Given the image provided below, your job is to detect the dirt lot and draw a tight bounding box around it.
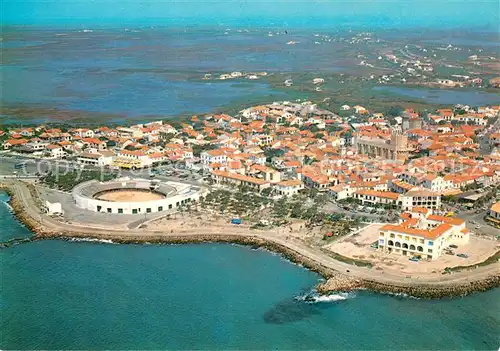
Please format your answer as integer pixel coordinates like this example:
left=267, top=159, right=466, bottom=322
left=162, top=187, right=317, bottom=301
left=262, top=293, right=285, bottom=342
left=325, top=223, right=500, bottom=277
left=96, top=189, right=165, bottom=202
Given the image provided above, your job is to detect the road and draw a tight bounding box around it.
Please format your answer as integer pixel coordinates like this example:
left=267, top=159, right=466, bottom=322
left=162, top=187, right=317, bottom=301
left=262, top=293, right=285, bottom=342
left=0, top=155, right=204, bottom=186
left=3, top=179, right=499, bottom=288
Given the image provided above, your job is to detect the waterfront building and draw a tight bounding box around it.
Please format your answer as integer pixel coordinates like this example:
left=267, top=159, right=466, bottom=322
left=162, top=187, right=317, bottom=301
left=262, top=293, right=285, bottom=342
left=378, top=208, right=469, bottom=260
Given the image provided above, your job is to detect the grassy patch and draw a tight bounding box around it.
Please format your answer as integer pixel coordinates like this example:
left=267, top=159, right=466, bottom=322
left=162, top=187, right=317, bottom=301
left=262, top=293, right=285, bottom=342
left=445, top=250, right=500, bottom=273
left=40, top=170, right=118, bottom=192
left=321, top=248, right=373, bottom=268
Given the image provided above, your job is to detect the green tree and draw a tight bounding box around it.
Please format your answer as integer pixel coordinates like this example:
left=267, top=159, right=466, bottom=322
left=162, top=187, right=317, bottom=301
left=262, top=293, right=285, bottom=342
left=386, top=105, right=404, bottom=117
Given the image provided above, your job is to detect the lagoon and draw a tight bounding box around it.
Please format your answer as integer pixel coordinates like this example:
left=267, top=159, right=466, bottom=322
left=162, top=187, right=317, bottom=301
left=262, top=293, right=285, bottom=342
left=373, top=86, right=500, bottom=106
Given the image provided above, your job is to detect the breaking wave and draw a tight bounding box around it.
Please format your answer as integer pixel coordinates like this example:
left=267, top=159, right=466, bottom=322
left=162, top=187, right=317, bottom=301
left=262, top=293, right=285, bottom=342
left=1, top=201, right=14, bottom=212
left=68, top=237, right=115, bottom=244
left=295, top=291, right=352, bottom=304
left=382, top=291, right=420, bottom=300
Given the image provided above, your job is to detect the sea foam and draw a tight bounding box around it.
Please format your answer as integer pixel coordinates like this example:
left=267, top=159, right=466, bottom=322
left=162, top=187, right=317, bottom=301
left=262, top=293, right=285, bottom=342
left=295, top=291, right=352, bottom=303
left=1, top=201, right=14, bottom=212
left=69, top=237, right=115, bottom=244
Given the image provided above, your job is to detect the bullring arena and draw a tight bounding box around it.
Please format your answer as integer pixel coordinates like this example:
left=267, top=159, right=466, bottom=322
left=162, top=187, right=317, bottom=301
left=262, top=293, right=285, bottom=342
left=95, top=189, right=166, bottom=202
left=72, top=178, right=206, bottom=215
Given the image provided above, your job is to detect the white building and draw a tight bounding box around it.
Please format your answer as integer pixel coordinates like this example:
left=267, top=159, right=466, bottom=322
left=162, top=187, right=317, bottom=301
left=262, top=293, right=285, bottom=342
left=486, top=202, right=500, bottom=225
left=354, top=190, right=400, bottom=206
left=42, top=201, right=64, bottom=216
left=117, top=127, right=143, bottom=139
left=73, top=179, right=206, bottom=215
left=114, top=150, right=152, bottom=169
left=45, top=144, right=65, bottom=159
left=73, top=128, right=95, bottom=138
left=77, top=151, right=115, bottom=167
left=200, top=149, right=228, bottom=167
left=274, top=179, right=304, bottom=197
left=378, top=208, right=469, bottom=260
left=399, top=188, right=441, bottom=211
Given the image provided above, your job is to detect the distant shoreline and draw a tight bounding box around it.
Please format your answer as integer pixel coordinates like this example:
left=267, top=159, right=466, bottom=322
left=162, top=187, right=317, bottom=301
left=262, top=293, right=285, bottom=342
left=1, top=181, right=499, bottom=299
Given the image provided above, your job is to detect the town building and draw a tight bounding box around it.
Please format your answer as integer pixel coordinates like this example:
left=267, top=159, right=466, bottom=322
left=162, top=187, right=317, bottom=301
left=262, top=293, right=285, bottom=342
left=353, top=190, right=400, bottom=206
left=42, top=201, right=64, bottom=216
left=77, top=151, right=115, bottom=167
left=486, top=202, right=500, bottom=225
left=355, top=131, right=410, bottom=161
left=378, top=208, right=469, bottom=260
left=210, top=170, right=270, bottom=192
left=114, top=150, right=152, bottom=169
left=398, top=188, right=441, bottom=211
left=201, top=149, right=229, bottom=169
left=274, top=179, right=304, bottom=197
left=45, top=144, right=65, bottom=158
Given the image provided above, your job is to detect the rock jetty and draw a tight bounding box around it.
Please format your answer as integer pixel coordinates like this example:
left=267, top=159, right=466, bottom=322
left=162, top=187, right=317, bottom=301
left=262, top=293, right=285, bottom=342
left=1, top=182, right=499, bottom=299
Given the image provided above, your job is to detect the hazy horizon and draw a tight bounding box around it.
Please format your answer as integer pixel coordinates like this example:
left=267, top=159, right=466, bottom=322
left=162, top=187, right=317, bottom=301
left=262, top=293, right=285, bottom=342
left=3, top=0, right=499, bottom=29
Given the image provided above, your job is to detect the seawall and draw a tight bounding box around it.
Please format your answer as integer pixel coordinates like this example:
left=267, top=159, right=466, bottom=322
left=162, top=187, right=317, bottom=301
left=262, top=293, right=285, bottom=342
left=1, top=182, right=499, bottom=299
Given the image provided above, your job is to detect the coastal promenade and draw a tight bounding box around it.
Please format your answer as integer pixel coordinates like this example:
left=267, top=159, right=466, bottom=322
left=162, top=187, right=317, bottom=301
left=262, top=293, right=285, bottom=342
left=2, top=180, right=499, bottom=298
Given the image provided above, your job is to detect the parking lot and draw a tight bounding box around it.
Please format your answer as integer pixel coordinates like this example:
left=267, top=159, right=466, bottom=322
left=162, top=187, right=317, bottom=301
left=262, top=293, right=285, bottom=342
left=148, top=162, right=205, bottom=183
left=0, top=154, right=209, bottom=186
left=324, top=202, right=400, bottom=223
left=325, top=224, right=500, bottom=277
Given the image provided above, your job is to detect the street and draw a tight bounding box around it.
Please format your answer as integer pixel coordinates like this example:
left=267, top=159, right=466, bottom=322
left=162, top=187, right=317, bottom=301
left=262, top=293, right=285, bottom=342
left=0, top=154, right=206, bottom=187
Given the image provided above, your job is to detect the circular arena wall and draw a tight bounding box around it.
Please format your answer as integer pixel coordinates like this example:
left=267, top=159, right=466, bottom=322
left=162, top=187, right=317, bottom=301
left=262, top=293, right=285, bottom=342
left=72, top=178, right=204, bottom=215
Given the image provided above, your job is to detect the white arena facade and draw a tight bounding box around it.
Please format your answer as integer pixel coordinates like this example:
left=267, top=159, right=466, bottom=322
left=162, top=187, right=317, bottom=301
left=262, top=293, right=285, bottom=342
left=72, top=178, right=206, bottom=215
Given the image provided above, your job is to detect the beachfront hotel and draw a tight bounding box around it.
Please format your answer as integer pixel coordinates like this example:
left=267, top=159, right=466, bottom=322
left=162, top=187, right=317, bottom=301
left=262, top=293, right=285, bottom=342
left=378, top=208, right=469, bottom=260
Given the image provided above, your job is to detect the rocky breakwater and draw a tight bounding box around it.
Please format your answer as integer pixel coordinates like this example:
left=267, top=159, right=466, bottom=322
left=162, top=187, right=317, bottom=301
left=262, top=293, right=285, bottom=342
left=361, top=276, right=500, bottom=299
left=0, top=183, right=58, bottom=241
left=317, top=274, right=500, bottom=299
left=0, top=183, right=50, bottom=236
left=316, top=274, right=364, bottom=294
left=2, top=182, right=499, bottom=299
left=35, top=230, right=343, bottom=280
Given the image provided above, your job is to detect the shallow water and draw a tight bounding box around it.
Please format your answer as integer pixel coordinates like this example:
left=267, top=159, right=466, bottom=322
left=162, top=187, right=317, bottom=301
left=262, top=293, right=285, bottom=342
left=3, top=27, right=498, bottom=124
left=373, top=86, right=500, bottom=106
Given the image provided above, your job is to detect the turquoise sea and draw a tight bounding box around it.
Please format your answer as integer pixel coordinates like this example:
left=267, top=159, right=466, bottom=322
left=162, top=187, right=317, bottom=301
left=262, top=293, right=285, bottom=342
left=1, top=192, right=499, bottom=350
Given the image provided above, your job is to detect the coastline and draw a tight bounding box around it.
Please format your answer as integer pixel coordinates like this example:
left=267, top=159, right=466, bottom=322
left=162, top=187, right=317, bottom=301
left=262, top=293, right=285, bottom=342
left=1, top=181, right=499, bottom=299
